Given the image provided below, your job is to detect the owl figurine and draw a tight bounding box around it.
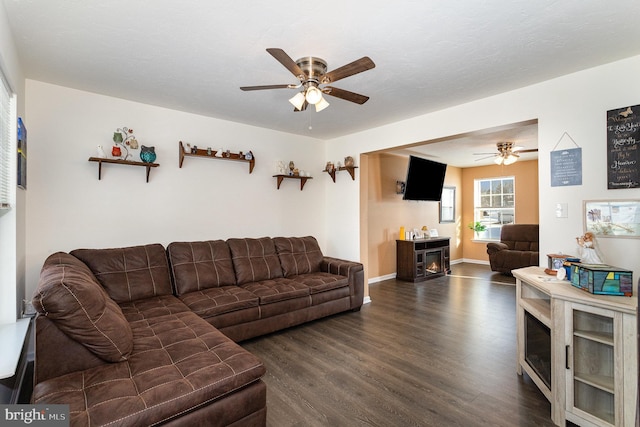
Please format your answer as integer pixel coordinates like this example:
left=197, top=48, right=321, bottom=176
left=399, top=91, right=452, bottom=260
left=96, top=145, right=107, bottom=158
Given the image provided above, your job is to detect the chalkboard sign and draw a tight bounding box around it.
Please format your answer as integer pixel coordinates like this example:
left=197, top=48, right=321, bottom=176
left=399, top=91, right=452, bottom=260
left=607, top=104, right=639, bottom=189
left=551, top=147, right=582, bottom=187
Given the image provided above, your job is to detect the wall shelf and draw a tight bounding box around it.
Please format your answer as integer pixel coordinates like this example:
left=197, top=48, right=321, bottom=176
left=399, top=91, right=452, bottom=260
left=179, top=141, right=255, bottom=173
left=273, top=174, right=312, bottom=190
left=88, top=157, right=159, bottom=182
left=324, top=166, right=358, bottom=182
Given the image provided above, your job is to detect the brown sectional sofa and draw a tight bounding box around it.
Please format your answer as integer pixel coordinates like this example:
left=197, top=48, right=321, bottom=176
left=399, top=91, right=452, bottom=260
left=31, top=236, right=364, bottom=426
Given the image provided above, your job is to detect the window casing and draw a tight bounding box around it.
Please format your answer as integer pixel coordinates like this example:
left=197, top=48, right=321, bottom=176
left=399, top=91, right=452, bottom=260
left=473, top=177, right=515, bottom=240
left=0, top=71, right=12, bottom=211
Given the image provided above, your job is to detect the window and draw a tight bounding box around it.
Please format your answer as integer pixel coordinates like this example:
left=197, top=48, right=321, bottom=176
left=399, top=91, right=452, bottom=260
left=0, top=70, right=12, bottom=211
left=473, top=177, right=515, bottom=240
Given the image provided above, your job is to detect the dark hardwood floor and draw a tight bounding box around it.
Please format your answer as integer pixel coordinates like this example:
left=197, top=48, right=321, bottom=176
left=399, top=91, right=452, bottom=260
left=241, top=263, right=555, bottom=427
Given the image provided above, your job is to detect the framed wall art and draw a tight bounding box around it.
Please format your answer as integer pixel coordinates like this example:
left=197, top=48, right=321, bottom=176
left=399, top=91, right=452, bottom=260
left=17, top=117, right=26, bottom=189
left=584, top=199, right=640, bottom=238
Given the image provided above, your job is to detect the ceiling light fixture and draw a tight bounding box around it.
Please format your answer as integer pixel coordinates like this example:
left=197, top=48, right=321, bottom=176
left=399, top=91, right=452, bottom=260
left=289, top=92, right=306, bottom=110
left=288, top=83, right=329, bottom=112
left=314, top=96, right=330, bottom=112
left=494, top=152, right=518, bottom=165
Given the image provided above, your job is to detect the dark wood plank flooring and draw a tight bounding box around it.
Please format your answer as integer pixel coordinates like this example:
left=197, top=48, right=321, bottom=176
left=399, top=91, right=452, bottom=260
left=241, top=263, right=555, bottom=427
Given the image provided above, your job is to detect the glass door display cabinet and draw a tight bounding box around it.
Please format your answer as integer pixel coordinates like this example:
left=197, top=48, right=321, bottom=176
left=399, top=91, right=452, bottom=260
left=564, top=302, right=635, bottom=427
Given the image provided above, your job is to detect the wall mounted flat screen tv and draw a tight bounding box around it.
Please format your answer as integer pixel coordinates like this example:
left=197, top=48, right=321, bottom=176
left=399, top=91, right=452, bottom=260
left=402, top=156, right=447, bottom=201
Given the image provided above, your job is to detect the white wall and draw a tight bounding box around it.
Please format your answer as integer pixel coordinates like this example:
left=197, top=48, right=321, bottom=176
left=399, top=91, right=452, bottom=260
left=23, top=55, right=640, bottom=299
left=24, top=81, right=327, bottom=298
left=327, top=55, right=640, bottom=285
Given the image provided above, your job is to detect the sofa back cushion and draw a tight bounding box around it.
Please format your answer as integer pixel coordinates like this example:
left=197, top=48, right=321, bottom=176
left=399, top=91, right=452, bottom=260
left=71, top=244, right=173, bottom=303
left=227, top=237, right=283, bottom=285
left=273, top=236, right=323, bottom=277
left=167, top=240, right=237, bottom=295
left=500, top=224, right=539, bottom=251
left=33, top=252, right=133, bottom=362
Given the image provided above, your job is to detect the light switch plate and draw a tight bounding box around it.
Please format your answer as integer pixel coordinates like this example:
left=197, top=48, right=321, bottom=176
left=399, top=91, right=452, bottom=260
left=555, top=203, right=568, bottom=218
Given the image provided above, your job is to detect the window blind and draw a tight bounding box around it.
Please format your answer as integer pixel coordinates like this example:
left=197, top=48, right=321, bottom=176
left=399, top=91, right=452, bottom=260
left=0, top=70, right=12, bottom=210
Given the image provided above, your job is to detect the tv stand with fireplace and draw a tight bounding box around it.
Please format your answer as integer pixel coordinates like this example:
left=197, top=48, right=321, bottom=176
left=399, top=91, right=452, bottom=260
left=396, top=237, right=451, bottom=282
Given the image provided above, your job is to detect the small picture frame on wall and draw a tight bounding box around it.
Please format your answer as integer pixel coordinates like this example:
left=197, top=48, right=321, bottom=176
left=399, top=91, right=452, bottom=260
left=439, top=186, right=455, bottom=223
left=17, top=117, right=27, bottom=190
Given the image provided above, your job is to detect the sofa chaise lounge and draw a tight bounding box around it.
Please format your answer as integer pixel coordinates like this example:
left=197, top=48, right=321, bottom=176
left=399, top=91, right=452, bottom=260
left=31, top=236, right=364, bottom=426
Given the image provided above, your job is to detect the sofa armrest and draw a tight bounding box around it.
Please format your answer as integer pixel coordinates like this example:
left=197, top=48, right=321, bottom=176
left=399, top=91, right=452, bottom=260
left=34, top=315, right=105, bottom=384
left=486, top=242, right=509, bottom=255
left=321, top=257, right=364, bottom=310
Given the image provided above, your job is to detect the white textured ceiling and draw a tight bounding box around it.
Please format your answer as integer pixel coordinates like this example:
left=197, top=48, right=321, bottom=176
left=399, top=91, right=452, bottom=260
left=4, top=0, right=640, bottom=150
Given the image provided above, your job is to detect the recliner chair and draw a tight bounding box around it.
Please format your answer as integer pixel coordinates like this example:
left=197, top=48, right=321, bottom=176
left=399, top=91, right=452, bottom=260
left=487, top=224, right=539, bottom=274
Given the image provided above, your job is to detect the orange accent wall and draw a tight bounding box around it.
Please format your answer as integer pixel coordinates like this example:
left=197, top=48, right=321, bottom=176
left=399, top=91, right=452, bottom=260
left=366, top=153, right=462, bottom=278
left=461, top=160, right=539, bottom=261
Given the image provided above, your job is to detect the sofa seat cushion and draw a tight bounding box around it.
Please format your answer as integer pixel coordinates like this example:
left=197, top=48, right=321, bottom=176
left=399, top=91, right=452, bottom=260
left=119, top=295, right=191, bottom=322
left=273, top=236, right=323, bottom=276
left=227, top=237, right=283, bottom=285
left=71, top=244, right=173, bottom=304
left=168, top=240, right=237, bottom=295
left=179, top=286, right=259, bottom=318
left=33, top=253, right=133, bottom=363
left=287, top=272, right=348, bottom=294
left=33, top=311, right=266, bottom=427
left=239, top=277, right=309, bottom=304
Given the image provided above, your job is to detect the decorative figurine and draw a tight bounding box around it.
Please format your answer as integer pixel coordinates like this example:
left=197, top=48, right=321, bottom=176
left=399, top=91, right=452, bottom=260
left=191, top=145, right=198, bottom=154
left=185, top=143, right=192, bottom=153
left=207, top=147, right=212, bottom=156
left=245, top=151, right=253, bottom=160
left=344, top=156, right=355, bottom=167
left=289, top=161, right=295, bottom=175
left=96, top=145, right=107, bottom=159
left=112, top=127, right=136, bottom=161
left=111, top=145, right=122, bottom=158
left=139, top=145, right=156, bottom=163
left=576, top=232, right=603, bottom=264
left=215, top=148, right=223, bottom=157
left=325, top=161, right=335, bottom=172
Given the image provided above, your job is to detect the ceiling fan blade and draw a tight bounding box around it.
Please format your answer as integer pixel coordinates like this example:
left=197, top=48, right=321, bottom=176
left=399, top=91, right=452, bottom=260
left=473, top=152, right=497, bottom=155
left=475, top=155, right=496, bottom=161
left=240, top=84, right=291, bottom=91
left=266, top=48, right=305, bottom=79
left=514, top=148, right=538, bottom=153
left=322, top=57, right=375, bottom=84
left=323, top=86, right=369, bottom=104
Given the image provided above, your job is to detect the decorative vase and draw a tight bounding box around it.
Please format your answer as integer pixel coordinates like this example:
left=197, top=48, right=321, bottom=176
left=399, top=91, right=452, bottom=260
left=140, top=145, right=156, bottom=163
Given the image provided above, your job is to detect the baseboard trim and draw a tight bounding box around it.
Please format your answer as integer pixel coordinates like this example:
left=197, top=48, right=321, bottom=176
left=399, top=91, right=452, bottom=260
left=460, top=258, right=490, bottom=265
left=363, top=296, right=372, bottom=305
left=368, top=273, right=396, bottom=284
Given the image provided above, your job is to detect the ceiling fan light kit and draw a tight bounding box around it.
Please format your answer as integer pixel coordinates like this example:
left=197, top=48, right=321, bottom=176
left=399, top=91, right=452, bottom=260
left=241, top=48, right=375, bottom=113
left=289, top=92, right=306, bottom=110
left=475, top=141, right=538, bottom=165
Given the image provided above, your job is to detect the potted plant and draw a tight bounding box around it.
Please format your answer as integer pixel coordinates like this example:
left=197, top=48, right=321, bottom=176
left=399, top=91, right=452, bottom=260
left=468, top=221, right=487, bottom=237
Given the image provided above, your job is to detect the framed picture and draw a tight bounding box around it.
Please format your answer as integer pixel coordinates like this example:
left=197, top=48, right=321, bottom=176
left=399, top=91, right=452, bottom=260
left=584, top=199, right=640, bottom=238
left=17, top=117, right=26, bottom=189
left=439, top=186, right=455, bottom=223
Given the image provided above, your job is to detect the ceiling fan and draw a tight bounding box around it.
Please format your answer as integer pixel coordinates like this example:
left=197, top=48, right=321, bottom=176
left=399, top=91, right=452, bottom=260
left=474, top=142, right=538, bottom=165
left=240, top=48, right=375, bottom=112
